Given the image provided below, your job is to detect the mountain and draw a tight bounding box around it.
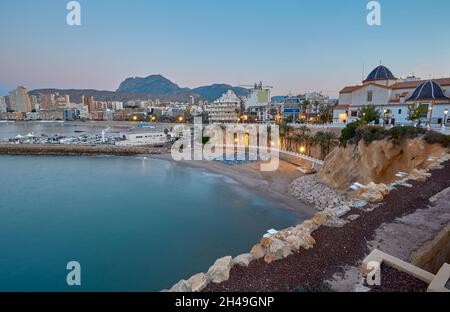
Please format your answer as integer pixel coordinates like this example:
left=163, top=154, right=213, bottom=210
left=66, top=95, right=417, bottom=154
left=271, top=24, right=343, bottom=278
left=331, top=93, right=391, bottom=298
left=31, top=75, right=250, bottom=103
left=192, top=84, right=250, bottom=102
left=116, top=74, right=188, bottom=94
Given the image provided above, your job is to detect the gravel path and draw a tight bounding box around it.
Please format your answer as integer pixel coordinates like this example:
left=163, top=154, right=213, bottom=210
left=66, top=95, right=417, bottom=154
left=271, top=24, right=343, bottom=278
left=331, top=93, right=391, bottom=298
left=366, top=265, right=428, bottom=292
left=204, top=160, right=450, bottom=292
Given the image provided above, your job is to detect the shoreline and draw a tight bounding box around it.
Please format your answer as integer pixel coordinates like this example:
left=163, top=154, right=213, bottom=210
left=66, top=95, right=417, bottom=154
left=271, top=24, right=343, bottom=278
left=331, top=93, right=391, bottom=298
left=150, top=153, right=316, bottom=219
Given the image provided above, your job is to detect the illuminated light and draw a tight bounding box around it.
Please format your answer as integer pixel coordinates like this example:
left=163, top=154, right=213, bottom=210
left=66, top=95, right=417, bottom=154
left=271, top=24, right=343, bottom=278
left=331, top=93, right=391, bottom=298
left=271, top=141, right=275, bottom=147
left=132, top=116, right=138, bottom=121
left=445, top=109, right=449, bottom=115
left=178, top=116, right=184, bottom=122
left=299, top=146, right=306, bottom=154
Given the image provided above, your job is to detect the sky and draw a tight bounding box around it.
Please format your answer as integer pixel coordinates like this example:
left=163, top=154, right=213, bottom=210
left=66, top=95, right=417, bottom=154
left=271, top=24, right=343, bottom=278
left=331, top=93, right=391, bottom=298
left=1, top=0, right=450, bottom=97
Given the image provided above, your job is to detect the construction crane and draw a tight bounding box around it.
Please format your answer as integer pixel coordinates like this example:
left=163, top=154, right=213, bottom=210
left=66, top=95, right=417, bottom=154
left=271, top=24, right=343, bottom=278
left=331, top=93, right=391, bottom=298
left=239, top=81, right=274, bottom=90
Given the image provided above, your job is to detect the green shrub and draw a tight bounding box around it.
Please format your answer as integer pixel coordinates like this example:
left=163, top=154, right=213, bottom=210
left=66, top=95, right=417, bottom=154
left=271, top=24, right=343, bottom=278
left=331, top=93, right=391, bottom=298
left=387, top=126, right=426, bottom=145
left=339, top=121, right=360, bottom=147
left=338, top=123, right=449, bottom=148
left=360, top=126, right=388, bottom=145
left=424, top=131, right=450, bottom=147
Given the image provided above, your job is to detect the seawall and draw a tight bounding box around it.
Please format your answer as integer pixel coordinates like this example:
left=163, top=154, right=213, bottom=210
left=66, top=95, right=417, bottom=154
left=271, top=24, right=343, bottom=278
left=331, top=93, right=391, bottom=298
left=0, top=144, right=168, bottom=156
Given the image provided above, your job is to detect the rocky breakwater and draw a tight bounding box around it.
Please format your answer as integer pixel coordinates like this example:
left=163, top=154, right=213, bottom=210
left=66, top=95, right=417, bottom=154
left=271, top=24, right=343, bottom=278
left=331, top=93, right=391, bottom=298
left=0, top=144, right=167, bottom=156
left=319, top=138, right=446, bottom=192
left=289, top=174, right=349, bottom=210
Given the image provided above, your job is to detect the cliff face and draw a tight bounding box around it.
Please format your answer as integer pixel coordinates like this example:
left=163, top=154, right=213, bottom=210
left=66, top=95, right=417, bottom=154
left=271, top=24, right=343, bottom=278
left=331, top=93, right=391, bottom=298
left=319, top=138, right=446, bottom=191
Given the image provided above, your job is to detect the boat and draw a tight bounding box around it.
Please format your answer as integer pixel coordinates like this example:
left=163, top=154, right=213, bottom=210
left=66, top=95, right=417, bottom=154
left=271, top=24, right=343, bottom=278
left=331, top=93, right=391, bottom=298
left=135, top=124, right=155, bottom=129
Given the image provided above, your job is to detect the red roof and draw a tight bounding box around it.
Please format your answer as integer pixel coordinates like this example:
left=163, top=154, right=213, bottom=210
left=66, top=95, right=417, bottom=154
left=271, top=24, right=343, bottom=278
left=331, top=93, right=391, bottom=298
left=391, top=78, right=450, bottom=89
left=340, top=77, right=450, bottom=94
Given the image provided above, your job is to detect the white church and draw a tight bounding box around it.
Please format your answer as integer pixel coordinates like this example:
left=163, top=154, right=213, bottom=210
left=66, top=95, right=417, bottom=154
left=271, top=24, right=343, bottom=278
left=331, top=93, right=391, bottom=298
left=334, top=65, right=450, bottom=126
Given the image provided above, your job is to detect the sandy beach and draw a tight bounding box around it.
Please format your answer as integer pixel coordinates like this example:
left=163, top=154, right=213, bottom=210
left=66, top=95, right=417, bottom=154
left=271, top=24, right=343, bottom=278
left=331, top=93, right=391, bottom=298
left=151, top=153, right=317, bottom=219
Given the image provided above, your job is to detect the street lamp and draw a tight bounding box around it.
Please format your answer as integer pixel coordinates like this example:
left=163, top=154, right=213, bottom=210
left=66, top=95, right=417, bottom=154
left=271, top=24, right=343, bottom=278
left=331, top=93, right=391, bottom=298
left=443, top=109, right=449, bottom=128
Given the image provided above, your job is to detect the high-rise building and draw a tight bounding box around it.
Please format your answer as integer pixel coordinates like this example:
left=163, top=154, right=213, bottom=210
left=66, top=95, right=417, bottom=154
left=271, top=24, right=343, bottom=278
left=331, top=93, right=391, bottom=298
left=30, top=95, right=40, bottom=111
left=206, top=90, right=242, bottom=123
left=39, top=93, right=56, bottom=110
left=55, top=94, right=70, bottom=109
left=9, top=85, right=32, bottom=112
left=86, top=96, right=95, bottom=113
left=0, top=96, right=8, bottom=113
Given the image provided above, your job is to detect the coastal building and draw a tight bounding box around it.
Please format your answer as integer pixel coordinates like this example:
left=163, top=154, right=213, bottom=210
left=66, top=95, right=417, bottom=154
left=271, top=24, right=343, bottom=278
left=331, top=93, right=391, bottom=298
left=206, top=90, right=243, bottom=123
left=30, top=95, right=40, bottom=111
left=0, top=96, right=8, bottom=113
left=282, top=96, right=302, bottom=121
left=55, top=94, right=70, bottom=109
left=335, top=65, right=450, bottom=125
left=39, top=93, right=56, bottom=110
left=39, top=110, right=64, bottom=120
left=86, top=96, right=95, bottom=113
left=117, top=131, right=169, bottom=146
left=63, top=108, right=80, bottom=121
left=9, top=85, right=32, bottom=113
left=111, top=101, right=124, bottom=111
left=243, top=82, right=271, bottom=122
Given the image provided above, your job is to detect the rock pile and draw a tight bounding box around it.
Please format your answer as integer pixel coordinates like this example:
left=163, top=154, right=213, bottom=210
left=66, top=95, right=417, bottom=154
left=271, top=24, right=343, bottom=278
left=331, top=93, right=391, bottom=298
left=356, top=182, right=390, bottom=202
left=289, top=174, right=349, bottom=210
left=166, top=208, right=343, bottom=292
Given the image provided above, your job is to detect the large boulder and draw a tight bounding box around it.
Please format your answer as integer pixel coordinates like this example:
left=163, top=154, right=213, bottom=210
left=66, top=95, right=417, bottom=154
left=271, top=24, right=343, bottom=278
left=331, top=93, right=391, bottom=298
left=232, top=253, right=256, bottom=267
left=250, top=244, right=266, bottom=259
left=358, top=189, right=384, bottom=202
left=409, top=169, right=431, bottom=181
left=207, top=256, right=233, bottom=284
left=187, top=273, right=208, bottom=292
left=312, top=212, right=327, bottom=226
left=330, top=204, right=351, bottom=218
left=169, top=279, right=191, bottom=292
left=264, top=238, right=292, bottom=263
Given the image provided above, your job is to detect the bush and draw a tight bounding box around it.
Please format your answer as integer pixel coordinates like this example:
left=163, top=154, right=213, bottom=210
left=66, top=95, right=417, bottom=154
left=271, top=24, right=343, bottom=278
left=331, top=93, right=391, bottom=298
left=339, top=121, right=360, bottom=147
left=339, top=124, right=448, bottom=147
left=387, top=126, right=426, bottom=145
left=360, top=126, right=388, bottom=145
left=424, top=131, right=450, bottom=147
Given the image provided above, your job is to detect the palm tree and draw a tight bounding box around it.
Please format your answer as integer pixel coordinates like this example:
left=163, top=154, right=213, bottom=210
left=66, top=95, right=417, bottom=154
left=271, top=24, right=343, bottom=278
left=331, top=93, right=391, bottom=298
left=301, top=99, right=311, bottom=122
left=279, top=122, right=293, bottom=150
left=314, top=131, right=338, bottom=160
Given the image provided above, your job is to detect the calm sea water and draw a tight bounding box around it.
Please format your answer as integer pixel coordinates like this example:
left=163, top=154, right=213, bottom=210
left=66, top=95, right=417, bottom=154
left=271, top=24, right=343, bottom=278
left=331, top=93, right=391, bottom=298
left=0, top=155, right=299, bottom=291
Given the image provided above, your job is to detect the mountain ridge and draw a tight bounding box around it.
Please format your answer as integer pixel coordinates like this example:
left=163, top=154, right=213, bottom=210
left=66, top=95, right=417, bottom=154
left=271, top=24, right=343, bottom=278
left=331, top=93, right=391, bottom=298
left=29, top=75, right=251, bottom=103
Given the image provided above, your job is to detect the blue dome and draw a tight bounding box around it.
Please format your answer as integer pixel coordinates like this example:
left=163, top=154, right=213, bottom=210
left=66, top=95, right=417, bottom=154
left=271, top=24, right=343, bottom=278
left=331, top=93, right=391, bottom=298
left=407, top=80, right=449, bottom=101
left=364, top=65, right=396, bottom=82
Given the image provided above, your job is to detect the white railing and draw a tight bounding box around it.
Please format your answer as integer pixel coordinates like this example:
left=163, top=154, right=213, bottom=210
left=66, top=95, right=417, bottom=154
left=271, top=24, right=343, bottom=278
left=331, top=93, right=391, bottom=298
left=287, top=123, right=345, bottom=129
left=279, top=149, right=324, bottom=166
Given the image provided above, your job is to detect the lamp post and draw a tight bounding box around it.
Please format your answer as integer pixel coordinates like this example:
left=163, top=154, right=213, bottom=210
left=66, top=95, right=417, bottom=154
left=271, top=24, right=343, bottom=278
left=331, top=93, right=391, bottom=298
left=443, top=109, right=449, bottom=129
